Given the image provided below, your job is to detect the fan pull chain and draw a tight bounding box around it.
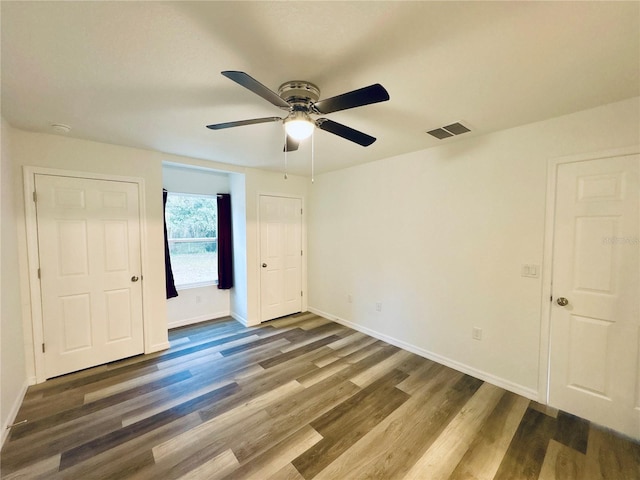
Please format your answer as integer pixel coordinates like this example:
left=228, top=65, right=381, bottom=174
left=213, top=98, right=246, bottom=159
left=311, top=131, right=315, bottom=183
left=283, top=130, right=288, bottom=180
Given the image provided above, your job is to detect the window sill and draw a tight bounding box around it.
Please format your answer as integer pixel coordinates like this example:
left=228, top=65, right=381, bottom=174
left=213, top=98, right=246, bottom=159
left=176, top=280, right=219, bottom=291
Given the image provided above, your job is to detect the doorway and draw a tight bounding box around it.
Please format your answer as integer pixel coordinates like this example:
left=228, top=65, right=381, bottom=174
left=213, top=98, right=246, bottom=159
left=259, top=195, right=303, bottom=322
left=25, top=169, right=146, bottom=380
left=545, top=149, right=639, bottom=439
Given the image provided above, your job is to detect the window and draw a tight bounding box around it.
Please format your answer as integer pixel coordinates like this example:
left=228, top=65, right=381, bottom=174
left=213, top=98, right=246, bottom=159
left=165, top=193, right=217, bottom=288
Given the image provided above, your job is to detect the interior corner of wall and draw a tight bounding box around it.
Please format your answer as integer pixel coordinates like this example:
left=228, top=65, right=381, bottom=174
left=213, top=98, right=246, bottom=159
left=230, top=311, right=248, bottom=326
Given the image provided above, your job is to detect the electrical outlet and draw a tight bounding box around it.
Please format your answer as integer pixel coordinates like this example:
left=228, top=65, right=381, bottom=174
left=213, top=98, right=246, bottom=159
left=347, top=294, right=353, bottom=303
left=472, top=327, right=482, bottom=340
left=375, top=302, right=382, bottom=312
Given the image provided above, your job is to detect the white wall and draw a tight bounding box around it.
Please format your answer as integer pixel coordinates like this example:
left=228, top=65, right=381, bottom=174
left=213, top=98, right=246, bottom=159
left=163, top=163, right=230, bottom=195
left=11, top=130, right=174, bottom=381
left=229, top=172, right=248, bottom=324
left=1, top=119, right=28, bottom=447
left=308, top=97, right=640, bottom=399
left=163, top=163, right=231, bottom=328
left=243, top=169, right=309, bottom=326
left=152, top=157, right=295, bottom=329
left=6, top=127, right=310, bottom=381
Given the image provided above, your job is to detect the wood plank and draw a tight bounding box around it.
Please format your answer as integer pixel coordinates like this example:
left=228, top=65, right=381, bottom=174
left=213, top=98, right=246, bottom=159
left=538, top=439, right=586, bottom=480
left=584, top=425, right=640, bottom=480
left=402, top=382, right=505, bottom=480
left=225, top=426, right=323, bottom=479
left=553, top=411, right=590, bottom=454
left=326, top=331, right=367, bottom=350
left=293, top=369, right=410, bottom=478
left=58, top=382, right=239, bottom=470
left=349, top=349, right=415, bottom=388
left=258, top=335, right=342, bottom=369
left=448, top=392, right=530, bottom=480
left=121, top=377, right=235, bottom=427
left=52, top=411, right=204, bottom=480
left=312, top=369, right=476, bottom=480
left=279, top=324, right=346, bottom=353
left=175, top=449, right=239, bottom=480
left=0, top=415, right=123, bottom=474
left=266, top=463, right=305, bottom=480
left=198, top=361, right=317, bottom=423
left=232, top=376, right=361, bottom=464
left=493, top=408, right=556, bottom=480
left=12, top=370, right=193, bottom=440
left=0, top=454, right=60, bottom=480
left=4, top=313, right=640, bottom=480
left=136, top=410, right=272, bottom=480
left=265, top=312, right=319, bottom=329
left=152, top=381, right=304, bottom=462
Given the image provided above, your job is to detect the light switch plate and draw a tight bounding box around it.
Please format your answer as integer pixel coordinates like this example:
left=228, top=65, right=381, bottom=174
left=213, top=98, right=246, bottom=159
left=521, top=264, right=540, bottom=278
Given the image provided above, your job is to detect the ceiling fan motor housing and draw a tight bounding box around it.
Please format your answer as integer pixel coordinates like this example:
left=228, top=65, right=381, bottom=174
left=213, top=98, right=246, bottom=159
left=278, top=81, right=320, bottom=111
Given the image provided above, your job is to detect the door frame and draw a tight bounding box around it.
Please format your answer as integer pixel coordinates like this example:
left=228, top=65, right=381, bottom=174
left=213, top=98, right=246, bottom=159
left=23, top=166, right=150, bottom=383
left=539, top=145, right=640, bottom=405
left=256, top=192, right=307, bottom=323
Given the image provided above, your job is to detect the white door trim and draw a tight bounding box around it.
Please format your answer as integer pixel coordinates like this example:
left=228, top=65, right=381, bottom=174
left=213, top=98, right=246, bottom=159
left=256, top=192, right=307, bottom=322
left=539, top=145, right=640, bottom=404
left=23, top=166, right=150, bottom=383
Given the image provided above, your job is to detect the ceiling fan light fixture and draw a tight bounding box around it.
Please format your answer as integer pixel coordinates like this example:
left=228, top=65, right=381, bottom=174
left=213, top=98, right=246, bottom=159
left=284, top=111, right=315, bottom=141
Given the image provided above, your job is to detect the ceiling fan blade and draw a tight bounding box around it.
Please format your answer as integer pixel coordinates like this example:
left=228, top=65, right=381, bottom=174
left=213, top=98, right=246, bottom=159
left=222, top=71, right=291, bottom=109
left=313, top=84, right=389, bottom=114
left=284, top=135, right=299, bottom=152
left=206, top=116, right=282, bottom=130
left=316, top=119, right=376, bottom=146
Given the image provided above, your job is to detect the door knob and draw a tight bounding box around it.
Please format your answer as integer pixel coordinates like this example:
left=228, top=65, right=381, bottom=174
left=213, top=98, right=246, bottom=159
left=556, top=297, right=569, bottom=306
left=262, top=263, right=267, bottom=268
left=131, top=275, right=139, bottom=282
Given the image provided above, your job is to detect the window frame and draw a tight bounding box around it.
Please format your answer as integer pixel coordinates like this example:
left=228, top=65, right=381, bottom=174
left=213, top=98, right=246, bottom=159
left=165, top=191, right=218, bottom=290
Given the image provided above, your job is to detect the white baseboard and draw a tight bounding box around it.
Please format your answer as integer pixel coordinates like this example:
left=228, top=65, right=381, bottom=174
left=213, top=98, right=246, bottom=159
left=1, top=380, right=29, bottom=449
left=230, top=311, right=248, bottom=326
left=167, top=311, right=230, bottom=330
left=308, top=307, right=539, bottom=401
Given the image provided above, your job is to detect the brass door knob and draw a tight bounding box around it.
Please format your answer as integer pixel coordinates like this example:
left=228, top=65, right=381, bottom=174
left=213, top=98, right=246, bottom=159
left=556, top=297, right=569, bottom=306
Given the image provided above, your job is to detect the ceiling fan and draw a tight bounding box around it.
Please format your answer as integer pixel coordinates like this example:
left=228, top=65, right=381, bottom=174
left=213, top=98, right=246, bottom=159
left=206, top=71, right=390, bottom=152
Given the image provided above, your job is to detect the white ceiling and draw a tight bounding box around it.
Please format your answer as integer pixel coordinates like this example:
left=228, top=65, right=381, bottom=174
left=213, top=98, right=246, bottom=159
left=2, top=1, right=639, bottom=175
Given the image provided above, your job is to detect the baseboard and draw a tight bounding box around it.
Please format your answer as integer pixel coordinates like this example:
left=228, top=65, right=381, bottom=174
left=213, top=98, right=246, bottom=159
left=308, top=307, right=539, bottom=401
left=230, top=311, right=248, bottom=326
left=1, top=380, right=29, bottom=449
left=167, top=311, right=230, bottom=330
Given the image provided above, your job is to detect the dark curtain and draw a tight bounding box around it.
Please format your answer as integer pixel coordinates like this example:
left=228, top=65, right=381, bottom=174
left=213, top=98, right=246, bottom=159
left=217, top=193, right=234, bottom=289
left=163, top=189, right=178, bottom=299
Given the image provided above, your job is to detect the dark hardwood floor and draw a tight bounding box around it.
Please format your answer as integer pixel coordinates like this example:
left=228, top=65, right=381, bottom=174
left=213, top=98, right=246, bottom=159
left=2, top=312, right=639, bottom=479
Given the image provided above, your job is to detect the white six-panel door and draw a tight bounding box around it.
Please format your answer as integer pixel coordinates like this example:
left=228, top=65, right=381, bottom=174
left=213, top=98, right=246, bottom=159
left=549, top=154, right=639, bottom=439
left=35, top=174, right=144, bottom=378
left=259, top=195, right=302, bottom=322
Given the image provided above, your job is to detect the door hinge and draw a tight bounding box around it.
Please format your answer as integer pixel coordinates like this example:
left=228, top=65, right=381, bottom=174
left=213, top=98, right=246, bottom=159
left=42, top=343, right=45, bottom=353
left=301, top=250, right=303, bottom=256
left=33, top=191, right=37, bottom=203
left=301, top=291, right=303, bottom=297
left=301, top=208, right=303, bottom=215
left=37, top=268, right=41, bottom=279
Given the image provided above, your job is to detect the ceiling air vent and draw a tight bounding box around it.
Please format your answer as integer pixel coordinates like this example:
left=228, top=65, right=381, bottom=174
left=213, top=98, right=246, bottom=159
left=427, top=122, right=471, bottom=140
